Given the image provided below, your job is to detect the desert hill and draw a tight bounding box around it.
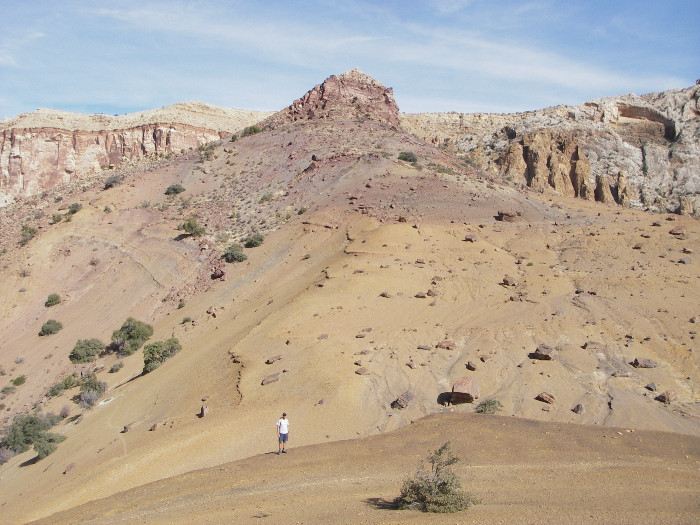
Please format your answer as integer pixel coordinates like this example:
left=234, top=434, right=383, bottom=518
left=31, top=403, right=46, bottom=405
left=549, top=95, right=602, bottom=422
left=0, top=70, right=697, bottom=523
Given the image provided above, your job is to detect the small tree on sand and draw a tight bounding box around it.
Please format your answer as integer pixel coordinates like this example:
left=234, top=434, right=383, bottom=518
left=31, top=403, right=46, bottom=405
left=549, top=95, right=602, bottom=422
left=395, top=441, right=478, bottom=513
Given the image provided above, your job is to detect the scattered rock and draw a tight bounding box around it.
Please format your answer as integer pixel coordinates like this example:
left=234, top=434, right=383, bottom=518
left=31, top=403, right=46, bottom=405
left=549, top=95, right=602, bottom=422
left=669, top=226, right=687, bottom=236
left=261, top=373, right=280, bottom=385
left=391, top=391, right=414, bottom=409
left=354, top=360, right=362, bottom=366
left=406, top=362, right=416, bottom=369
left=199, top=406, right=209, bottom=417
left=535, top=392, right=555, bottom=404
left=612, top=370, right=632, bottom=377
left=355, top=367, right=370, bottom=376
left=122, top=425, right=131, bottom=433
left=149, top=423, right=158, bottom=431
left=496, top=210, right=518, bottom=222
left=466, top=361, right=477, bottom=371
left=645, top=383, right=657, bottom=392
left=265, top=355, right=282, bottom=365
left=464, top=234, right=478, bottom=242
left=436, top=340, right=456, bottom=350
left=355, top=333, right=366, bottom=338
left=210, top=267, right=226, bottom=280
left=502, top=274, right=518, bottom=286
left=417, top=345, right=432, bottom=351
left=572, top=403, right=585, bottom=414
left=318, top=334, right=328, bottom=339
left=655, top=391, right=677, bottom=404
left=415, top=292, right=427, bottom=298
left=478, top=355, right=490, bottom=362
left=632, top=358, right=658, bottom=368
left=316, top=399, right=326, bottom=405
left=450, top=377, right=480, bottom=404
left=379, top=291, right=392, bottom=298
left=691, top=316, right=698, bottom=324
left=426, top=289, right=438, bottom=297
left=531, top=344, right=555, bottom=360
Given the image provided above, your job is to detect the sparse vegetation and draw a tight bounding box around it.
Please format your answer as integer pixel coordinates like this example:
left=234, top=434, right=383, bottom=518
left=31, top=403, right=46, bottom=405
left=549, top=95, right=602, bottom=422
left=259, top=192, right=274, bottom=203
left=103, top=174, right=124, bottom=190
left=180, top=218, right=206, bottom=237
left=50, top=213, right=63, bottom=224
left=297, top=206, right=308, bottom=215
left=109, top=361, right=124, bottom=373
left=475, top=399, right=503, bottom=414
left=177, top=300, right=185, bottom=309
left=395, top=442, right=478, bottom=513
left=78, top=372, right=107, bottom=409
left=223, top=243, right=247, bottom=263
left=0, top=413, right=65, bottom=460
left=11, top=375, right=26, bottom=387
left=69, top=339, right=105, bottom=363
left=45, top=293, right=61, bottom=307
left=164, top=184, right=185, bottom=196
left=48, top=374, right=78, bottom=397
left=38, top=319, right=63, bottom=336
left=67, top=203, right=83, bottom=215
left=142, top=338, right=182, bottom=374
left=398, top=151, right=418, bottom=163
left=181, top=317, right=192, bottom=324
left=244, top=232, right=264, bottom=248
left=110, top=318, right=153, bottom=356
left=241, top=125, right=261, bottom=137
left=19, top=225, right=37, bottom=246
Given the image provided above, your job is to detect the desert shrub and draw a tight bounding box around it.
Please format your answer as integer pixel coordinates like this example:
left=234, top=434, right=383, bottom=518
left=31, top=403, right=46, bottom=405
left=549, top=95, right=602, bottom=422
left=223, top=243, right=247, bottom=263
left=0, top=446, right=15, bottom=464
left=11, top=376, right=26, bottom=387
left=241, top=125, right=261, bottom=137
left=50, top=213, right=63, bottom=224
left=475, top=399, right=503, bottom=414
left=48, top=374, right=78, bottom=397
left=67, top=203, right=82, bottom=214
left=259, top=192, right=274, bottom=203
left=79, top=372, right=107, bottom=396
left=297, top=206, right=308, bottom=215
left=69, top=339, right=105, bottom=363
left=110, top=318, right=153, bottom=356
left=39, top=319, right=63, bottom=336
left=19, top=225, right=37, bottom=246
left=142, top=338, right=182, bottom=374
left=398, top=151, right=418, bottom=163
left=0, top=413, right=65, bottom=459
left=164, top=184, right=185, bottom=196
left=1, top=386, right=15, bottom=395
left=103, top=174, right=123, bottom=190
left=395, top=442, right=478, bottom=513
left=244, top=232, right=264, bottom=248
left=180, top=218, right=206, bottom=237
left=59, top=405, right=70, bottom=418
left=109, top=361, right=123, bottom=373
left=181, top=317, right=192, bottom=324
left=177, top=300, right=185, bottom=309
left=45, top=293, right=61, bottom=307
left=78, top=390, right=99, bottom=409
left=229, top=134, right=238, bottom=142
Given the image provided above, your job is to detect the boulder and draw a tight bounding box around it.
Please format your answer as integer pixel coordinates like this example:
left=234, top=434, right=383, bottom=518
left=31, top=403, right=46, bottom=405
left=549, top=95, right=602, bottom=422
left=572, top=403, right=585, bottom=414
left=655, top=391, right=677, bottom=404
left=391, top=391, right=414, bottom=409
left=502, top=274, right=518, bottom=286
left=199, top=406, right=209, bottom=417
left=437, top=340, right=456, bottom=350
left=450, top=377, right=480, bottom=404
left=632, top=358, right=658, bottom=368
left=355, top=367, right=370, bottom=376
left=496, top=210, right=518, bottom=222
left=265, top=355, right=283, bottom=365
left=532, top=344, right=555, bottom=360
left=261, top=373, right=280, bottom=385
left=535, top=392, right=555, bottom=404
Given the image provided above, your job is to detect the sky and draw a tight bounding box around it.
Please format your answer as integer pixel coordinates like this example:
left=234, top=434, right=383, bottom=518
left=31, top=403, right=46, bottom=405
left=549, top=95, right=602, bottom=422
left=1, top=0, right=698, bottom=120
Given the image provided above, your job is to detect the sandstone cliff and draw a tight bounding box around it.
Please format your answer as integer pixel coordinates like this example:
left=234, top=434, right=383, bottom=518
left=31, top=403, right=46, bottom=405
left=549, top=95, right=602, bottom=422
left=0, top=102, right=272, bottom=205
left=400, top=84, right=700, bottom=216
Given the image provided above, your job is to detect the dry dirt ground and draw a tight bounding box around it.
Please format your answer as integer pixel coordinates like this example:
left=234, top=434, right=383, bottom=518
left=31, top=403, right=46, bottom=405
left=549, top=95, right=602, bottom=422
left=0, top=105, right=698, bottom=523
left=31, top=413, right=700, bottom=525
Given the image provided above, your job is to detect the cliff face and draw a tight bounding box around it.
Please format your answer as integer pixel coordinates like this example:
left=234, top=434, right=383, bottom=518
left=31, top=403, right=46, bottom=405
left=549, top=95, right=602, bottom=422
left=401, top=84, right=700, bottom=216
left=0, top=102, right=271, bottom=204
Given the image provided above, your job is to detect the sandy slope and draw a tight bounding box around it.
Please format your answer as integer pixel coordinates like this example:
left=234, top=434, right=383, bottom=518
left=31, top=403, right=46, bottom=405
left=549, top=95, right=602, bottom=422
left=30, top=413, right=700, bottom=525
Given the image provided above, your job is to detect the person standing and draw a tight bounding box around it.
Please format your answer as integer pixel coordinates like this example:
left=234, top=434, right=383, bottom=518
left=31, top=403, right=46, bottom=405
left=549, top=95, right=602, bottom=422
left=276, top=412, right=289, bottom=454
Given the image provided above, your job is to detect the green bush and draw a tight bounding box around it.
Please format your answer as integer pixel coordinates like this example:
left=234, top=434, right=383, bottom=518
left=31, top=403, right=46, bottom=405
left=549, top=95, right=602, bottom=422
left=50, top=213, right=63, bottom=224
left=142, top=338, right=182, bottom=374
left=109, top=361, right=124, bottom=373
left=223, top=243, right=247, bottom=263
left=48, top=374, right=78, bottom=397
left=39, top=319, right=63, bottom=336
left=69, top=339, right=105, bottom=363
left=241, top=125, right=261, bottom=137
left=164, top=184, right=186, bottom=196
left=398, top=151, right=418, bottom=163
left=181, top=317, right=192, bottom=324
left=0, top=413, right=65, bottom=459
left=79, top=372, right=107, bottom=395
left=11, top=375, right=26, bottom=387
left=395, top=442, right=478, bottom=513
left=110, top=318, right=153, bottom=356
left=244, top=233, right=264, bottom=248
left=259, top=192, right=274, bottom=203
left=67, top=203, right=82, bottom=214
left=297, top=206, right=308, bottom=215
left=19, top=225, right=37, bottom=246
left=45, top=293, right=61, bottom=307
left=180, top=218, right=206, bottom=237
left=475, top=399, right=503, bottom=414
left=103, top=174, right=123, bottom=190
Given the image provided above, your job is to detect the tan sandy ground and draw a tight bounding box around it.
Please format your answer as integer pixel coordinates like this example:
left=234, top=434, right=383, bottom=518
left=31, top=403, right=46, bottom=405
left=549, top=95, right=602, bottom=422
left=30, top=412, right=700, bottom=525
left=0, top=108, right=698, bottom=524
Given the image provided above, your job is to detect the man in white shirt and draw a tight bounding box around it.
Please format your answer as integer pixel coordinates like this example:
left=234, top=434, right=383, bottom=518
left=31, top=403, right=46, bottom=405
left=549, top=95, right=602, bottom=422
left=276, top=412, right=289, bottom=454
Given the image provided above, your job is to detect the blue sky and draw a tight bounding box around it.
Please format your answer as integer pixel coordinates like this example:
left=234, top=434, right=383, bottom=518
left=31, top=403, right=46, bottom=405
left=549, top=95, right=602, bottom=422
left=1, top=0, right=697, bottom=119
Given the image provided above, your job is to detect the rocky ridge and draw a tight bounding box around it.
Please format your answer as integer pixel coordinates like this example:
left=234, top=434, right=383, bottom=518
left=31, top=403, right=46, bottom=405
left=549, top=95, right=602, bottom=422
left=0, top=102, right=272, bottom=205
left=400, top=83, right=700, bottom=216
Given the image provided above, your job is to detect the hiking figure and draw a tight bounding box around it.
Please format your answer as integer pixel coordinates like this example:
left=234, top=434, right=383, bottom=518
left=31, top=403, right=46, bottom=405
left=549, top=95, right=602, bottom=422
left=276, top=412, right=289, bottom=454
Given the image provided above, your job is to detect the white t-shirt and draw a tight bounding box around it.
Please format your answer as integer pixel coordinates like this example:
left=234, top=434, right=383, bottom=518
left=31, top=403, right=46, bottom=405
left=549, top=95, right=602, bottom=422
left=277, top=417, right=289, bottom=434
